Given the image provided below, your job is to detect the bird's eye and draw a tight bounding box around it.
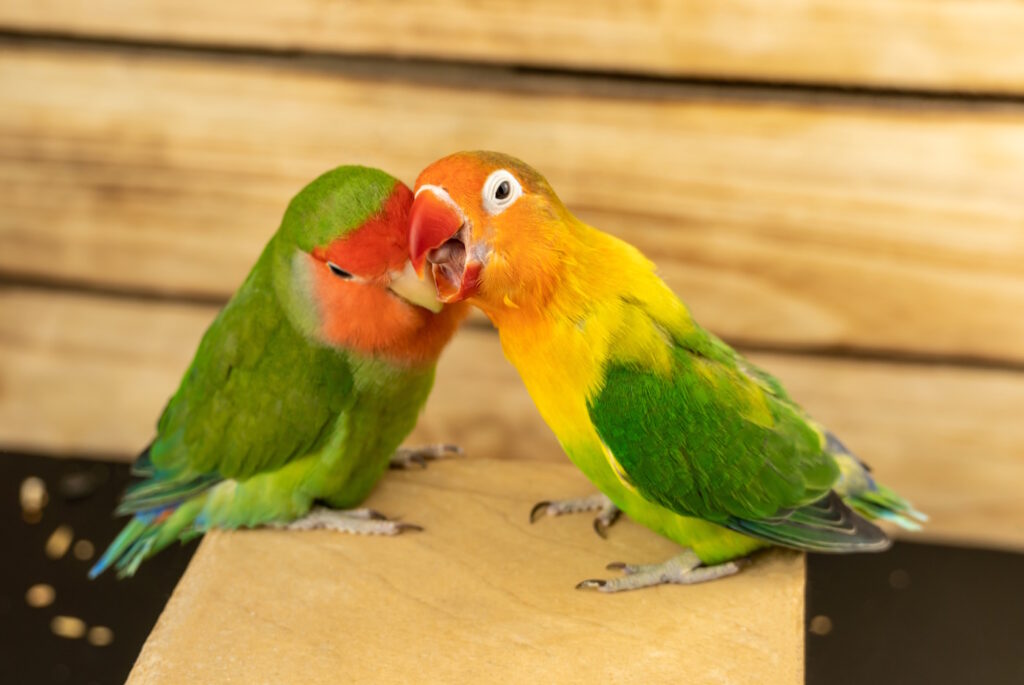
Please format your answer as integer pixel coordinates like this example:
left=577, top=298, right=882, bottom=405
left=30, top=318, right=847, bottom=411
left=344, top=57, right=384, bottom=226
left=482, top=169, right=522, bottom=215
left=327, top=262, right=353, bottom=279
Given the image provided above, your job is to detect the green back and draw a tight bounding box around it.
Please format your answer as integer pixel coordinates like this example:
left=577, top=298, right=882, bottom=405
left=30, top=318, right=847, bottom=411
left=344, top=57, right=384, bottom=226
left=589, top=326, right=835, bottom=522
left=137, top=245, right=355, bottom=490
left=587, top=310, right=888, bottom=552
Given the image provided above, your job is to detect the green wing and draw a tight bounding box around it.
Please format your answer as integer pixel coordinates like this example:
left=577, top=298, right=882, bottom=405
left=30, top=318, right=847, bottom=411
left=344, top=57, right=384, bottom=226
left=120, top=248, right=353, bottom=512
left=587, top=310, right=888, bottom=552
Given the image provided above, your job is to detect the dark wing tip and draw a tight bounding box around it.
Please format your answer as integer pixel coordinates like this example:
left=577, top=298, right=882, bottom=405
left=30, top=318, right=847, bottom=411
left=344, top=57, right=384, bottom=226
left=728, top=491, right=891, bottom=554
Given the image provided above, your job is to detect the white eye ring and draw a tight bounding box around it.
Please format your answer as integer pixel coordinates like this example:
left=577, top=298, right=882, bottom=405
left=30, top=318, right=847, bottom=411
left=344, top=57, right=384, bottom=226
left=481, top=169, right=522, bottom=216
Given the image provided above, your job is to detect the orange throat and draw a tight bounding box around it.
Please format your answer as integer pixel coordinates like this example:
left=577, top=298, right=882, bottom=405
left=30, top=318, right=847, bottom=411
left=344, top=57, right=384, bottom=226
left=304, top=254, right=468, bottom=365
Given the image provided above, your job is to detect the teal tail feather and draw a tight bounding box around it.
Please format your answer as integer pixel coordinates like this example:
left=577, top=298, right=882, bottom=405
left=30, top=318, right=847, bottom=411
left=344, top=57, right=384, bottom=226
left=91, top=442, right=220, bottom=579
left=827, top=432, right=928, bottom=532
left=90, top=497, right=206, bottom=579
left=848, top=483, right=929, bottom=532
left=90, top=508, right=167, bottom=579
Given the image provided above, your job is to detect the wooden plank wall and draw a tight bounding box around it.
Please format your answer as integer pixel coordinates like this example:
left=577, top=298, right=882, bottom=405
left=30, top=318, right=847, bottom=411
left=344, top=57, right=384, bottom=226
left=1, top=5, right=1022, bottom=552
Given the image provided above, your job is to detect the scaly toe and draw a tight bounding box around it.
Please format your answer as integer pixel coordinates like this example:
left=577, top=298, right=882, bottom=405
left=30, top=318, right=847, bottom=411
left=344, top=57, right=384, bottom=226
left=574, top=550, right=743, bottom=592
left=389, top=443, right=463, bottom=470
left=339, top=508, right=387, bottom=521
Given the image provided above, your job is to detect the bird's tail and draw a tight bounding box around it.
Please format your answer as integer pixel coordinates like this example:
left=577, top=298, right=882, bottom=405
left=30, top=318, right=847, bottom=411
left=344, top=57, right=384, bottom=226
left=827, top=432, right=928, bottom=532
left=89, top=496, right=205, bottom=579
left=91, top=443, right=223, bottom=579
left=846, top=483, right=928, bottom=532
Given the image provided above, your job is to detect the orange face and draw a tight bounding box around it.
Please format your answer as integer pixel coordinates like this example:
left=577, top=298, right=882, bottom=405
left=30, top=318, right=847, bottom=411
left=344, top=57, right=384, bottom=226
left=296, top=181, right=466, bottom=364
left=409, top=151, right=567, bottom=312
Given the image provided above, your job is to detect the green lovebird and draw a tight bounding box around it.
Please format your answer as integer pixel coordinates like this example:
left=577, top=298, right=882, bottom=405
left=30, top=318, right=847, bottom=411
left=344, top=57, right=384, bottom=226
left=408, top=151, right=925, bottom=592
left=91, top=166, right=468, bottom=578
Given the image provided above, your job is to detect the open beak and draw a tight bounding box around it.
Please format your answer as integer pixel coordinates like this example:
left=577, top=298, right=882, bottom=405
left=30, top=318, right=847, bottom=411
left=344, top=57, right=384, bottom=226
left=387, top=261, right=444, bottom=313
left=409, top=187, right=483, bottom=303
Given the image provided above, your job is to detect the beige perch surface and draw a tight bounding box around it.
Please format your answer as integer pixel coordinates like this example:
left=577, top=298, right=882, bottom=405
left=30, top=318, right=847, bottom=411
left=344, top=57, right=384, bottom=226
left=127, top=459, right=804, bottom=684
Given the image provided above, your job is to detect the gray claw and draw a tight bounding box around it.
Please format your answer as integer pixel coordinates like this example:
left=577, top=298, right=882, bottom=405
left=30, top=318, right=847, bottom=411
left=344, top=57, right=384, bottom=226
left=575, top=579, right=607, bottom=591
left=529, top=501, right=552, bottom=523
left=528, top=493, right=620, bottom=537
left=593, top=508, right=622, bottom=539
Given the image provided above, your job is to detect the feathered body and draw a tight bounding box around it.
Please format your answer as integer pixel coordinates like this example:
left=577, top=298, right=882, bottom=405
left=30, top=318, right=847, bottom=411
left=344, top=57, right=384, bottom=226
left=409, top=151, right=923, bottom=566
left=93, top=166, right=466, bottom=577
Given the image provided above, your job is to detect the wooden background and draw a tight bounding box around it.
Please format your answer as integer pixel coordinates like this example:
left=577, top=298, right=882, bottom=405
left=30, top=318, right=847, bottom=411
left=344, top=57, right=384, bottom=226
left=3, top=2, right=1024, bottom=549
left=3, top=4, right=1024, bottom=681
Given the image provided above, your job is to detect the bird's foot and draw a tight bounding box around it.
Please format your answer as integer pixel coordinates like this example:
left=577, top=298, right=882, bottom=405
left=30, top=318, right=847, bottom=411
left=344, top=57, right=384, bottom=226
left=576, top=549, right=746, bottom=593
left=281, top=506, right=422, bottom=535
left=529, top=492, right=622, bottom=538
left=389, top=443, right=463, bottom=469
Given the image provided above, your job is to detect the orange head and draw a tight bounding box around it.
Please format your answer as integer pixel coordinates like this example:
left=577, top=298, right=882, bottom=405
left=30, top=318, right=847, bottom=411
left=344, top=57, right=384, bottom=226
left=409, top=151, right=572, bottom=313
left=275, top=165, right=467, bottom=365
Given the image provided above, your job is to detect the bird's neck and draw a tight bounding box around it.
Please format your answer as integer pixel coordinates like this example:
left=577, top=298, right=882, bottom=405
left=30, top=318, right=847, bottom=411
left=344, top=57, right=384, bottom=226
left=479, top=217, right=638, bottom=332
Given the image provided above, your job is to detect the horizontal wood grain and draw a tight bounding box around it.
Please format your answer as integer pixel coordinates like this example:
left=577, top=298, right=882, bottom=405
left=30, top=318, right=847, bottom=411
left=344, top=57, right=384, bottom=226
left=3, top=0, right=1024, bottom=93
left=128, top=463, right=804, bottom=684
left=1, top=287, right=1021, bottom=550
left=3, top=45, right=1024, bottom=362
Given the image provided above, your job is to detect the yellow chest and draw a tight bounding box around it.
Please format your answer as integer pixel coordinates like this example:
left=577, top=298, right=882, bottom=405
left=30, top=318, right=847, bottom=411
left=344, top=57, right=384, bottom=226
left=493, top=294, right=676, bottom=452
left=498, top=319, right=602, bottom=446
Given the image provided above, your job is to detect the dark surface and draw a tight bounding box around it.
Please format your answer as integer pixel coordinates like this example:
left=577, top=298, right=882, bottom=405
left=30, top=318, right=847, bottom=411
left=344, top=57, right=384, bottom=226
left=1, top=452, right=1022, bottom=684
left=807, top=542, right=1024, bottom=684
left=0, top=452, right=196, bottom=685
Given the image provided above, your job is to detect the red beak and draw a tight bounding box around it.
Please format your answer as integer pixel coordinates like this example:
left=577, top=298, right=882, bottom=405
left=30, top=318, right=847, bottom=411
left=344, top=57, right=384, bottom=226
left=409, top=189, right=482, bottom=302
left=409, top=190, right=463, bottom=277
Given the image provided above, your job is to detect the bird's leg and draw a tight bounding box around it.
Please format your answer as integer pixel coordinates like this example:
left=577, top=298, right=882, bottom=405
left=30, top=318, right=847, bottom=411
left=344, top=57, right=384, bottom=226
left=529, top=492, right=622, bottom=538
left=389, top=443, right=463, bottom=469
left=278, top=506, right=422, bottom=535
left=576, top=549, right=747, bottom=592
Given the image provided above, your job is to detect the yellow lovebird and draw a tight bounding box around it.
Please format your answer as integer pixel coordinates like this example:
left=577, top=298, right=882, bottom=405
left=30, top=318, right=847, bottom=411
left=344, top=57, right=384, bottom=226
left=408, top=151, right=924, bottom=592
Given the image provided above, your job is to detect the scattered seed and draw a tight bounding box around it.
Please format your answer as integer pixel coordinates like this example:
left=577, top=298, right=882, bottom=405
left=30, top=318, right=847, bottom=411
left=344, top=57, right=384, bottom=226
left=50, top=615, right=86, bottom=639
left=25, top=583, right=56, bottom=608
left=87, top=625, right=114, bottom=647
left=59, top=471, right=100, bottom=500
left=73, top=540, right=95, bottom=561
left=809, top=614, right=833, bottom=636
left=889, top=568, right=911, bottom=590
left=20, top=477, right=48, bottom=517
left=45, top=525, right=74, bottom=560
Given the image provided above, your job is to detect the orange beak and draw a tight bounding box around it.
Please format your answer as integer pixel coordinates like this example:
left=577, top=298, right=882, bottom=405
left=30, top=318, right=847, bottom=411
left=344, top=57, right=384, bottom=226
left=409, top=189, right=483, bottom=302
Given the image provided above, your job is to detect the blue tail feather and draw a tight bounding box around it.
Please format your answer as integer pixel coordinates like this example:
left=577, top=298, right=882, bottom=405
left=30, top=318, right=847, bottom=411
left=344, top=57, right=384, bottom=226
left=90, top=505, right=179, bottom=579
